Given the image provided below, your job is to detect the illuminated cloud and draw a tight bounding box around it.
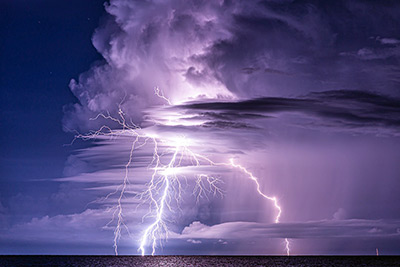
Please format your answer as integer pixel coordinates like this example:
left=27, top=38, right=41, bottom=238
left=171, top=219, right=400, bottom=240
left=63, top=0, right=400, bottom=132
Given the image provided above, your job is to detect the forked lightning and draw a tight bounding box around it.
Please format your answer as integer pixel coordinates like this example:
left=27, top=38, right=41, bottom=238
left=74, top=88, right=291, bottom=256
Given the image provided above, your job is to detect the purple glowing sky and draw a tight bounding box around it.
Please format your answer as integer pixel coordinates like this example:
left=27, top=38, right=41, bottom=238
left=1, top=0, right=400, bottom=255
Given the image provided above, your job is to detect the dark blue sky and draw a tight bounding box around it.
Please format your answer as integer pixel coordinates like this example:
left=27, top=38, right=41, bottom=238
left=1, top=0, right=105, bottom=214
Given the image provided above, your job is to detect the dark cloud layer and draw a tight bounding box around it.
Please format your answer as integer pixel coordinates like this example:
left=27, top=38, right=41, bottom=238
left=180, top=90, right=400, bottom=133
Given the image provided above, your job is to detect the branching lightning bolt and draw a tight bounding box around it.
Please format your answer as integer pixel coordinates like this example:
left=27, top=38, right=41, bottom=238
left=73, top=88, right=291, bottom=256
left=137, top=136, right=225, bottom=256
left=138, top=145, right=179, bottom=256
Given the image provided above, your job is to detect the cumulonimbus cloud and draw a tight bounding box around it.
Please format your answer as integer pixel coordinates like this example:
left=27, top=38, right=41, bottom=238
left=63, top=0, right=400, bottom=132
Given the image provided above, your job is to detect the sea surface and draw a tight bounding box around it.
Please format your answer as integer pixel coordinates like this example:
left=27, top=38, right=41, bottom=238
left=0, top=256, right=399, bottom=267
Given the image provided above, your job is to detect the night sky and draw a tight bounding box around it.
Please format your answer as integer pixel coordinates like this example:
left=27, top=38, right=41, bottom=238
left=1, top=0, right=400, bottom=255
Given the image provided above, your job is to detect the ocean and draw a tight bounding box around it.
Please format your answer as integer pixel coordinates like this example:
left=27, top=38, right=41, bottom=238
left=0, top=256, right=399, bottom=266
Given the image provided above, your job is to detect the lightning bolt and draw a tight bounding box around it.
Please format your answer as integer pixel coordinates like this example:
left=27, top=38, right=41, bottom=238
left=137, top=136, right=224, bottom=256
left=154, top=86, right=172, bottom=105
left=138, top=145, right=179, bottom=256
left=73, top=88, right=291, bottom=256
left=228, top=159, right=290, bottom=256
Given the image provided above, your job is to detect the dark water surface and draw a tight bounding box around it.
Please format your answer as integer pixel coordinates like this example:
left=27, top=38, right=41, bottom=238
left=0, top=256, right=399, bottom=267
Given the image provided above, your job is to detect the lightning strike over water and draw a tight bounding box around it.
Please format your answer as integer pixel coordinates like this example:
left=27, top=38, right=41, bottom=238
left=73, top=89, right=291, bottom=256
left=229, top=159, right=290, bottom=256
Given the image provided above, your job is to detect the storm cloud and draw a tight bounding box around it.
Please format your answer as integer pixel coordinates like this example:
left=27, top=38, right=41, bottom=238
left=63, top=0, right=400, bottom=132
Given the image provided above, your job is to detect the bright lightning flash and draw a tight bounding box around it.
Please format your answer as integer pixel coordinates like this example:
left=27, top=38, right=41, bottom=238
left=229, top=159, right=290, bottom=256
left=73, top=88, right=291, bottom=256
